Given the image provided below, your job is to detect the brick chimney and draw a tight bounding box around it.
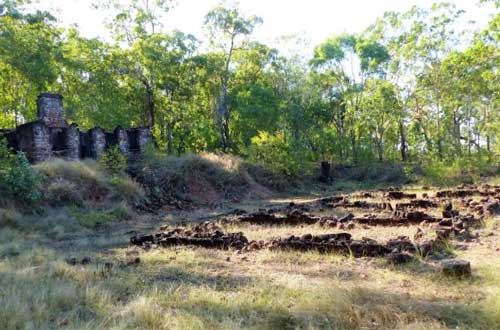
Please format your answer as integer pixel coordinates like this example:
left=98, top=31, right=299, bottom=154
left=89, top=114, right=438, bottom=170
left=37, top=93, right=67, bottom=128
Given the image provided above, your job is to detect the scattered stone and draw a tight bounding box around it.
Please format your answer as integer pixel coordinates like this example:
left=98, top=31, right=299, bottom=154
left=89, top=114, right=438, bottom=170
left=81, top=256, right=91, bottom=265
left=486, top=202, right=500, bottom=215
left=131, top=223, right=249, bottom=251
left=126, top=257, right=141, bottom=266
left=441, top=259, right=471, bottom=277
left=387, top=252, right=414, bottom=264
left=387, top=191, right=417, bottom=199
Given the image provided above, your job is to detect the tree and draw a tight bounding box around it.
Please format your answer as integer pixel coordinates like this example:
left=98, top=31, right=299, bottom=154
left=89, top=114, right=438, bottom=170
left=311, top=33, right=389, bottom=163
left=97, top=0, right=175, bottom=128
left=204, top=5, right=262, bottom=152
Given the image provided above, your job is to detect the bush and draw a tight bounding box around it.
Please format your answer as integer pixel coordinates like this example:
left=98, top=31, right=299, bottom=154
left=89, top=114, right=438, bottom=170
left=421, top=157, right=499, bottom=186
left=0, top=137, right=13, bottom=175
left=99, top=146, right=127, bottom=175
left=247, top=131, right=313, bottom=177
left=4, top=152, right=42, bottom=206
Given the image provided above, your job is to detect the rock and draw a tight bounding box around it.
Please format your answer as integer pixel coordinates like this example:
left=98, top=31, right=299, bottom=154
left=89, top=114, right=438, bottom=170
left=441, top=259, right=471, bottom=277
left=486, top=202, right=500, bottom=215
left=339, top=213, right=354, bottom=222
left=81, top=256, right=91, bottom=264
left=300, top=233, right=313, bottom=240
left=388, top=252, right=414, bottom=264
left=126, top=257, right=141, bottom=266
left=438, top=219, right=453, bottom=227
left=443, top=209, right=459, bottom=218
left=387, top=191, right=417, bottom=199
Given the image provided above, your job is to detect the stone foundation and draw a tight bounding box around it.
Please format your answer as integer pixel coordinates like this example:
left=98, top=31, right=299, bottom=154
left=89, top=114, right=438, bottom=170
left=1, top=93, right=154, bottom=163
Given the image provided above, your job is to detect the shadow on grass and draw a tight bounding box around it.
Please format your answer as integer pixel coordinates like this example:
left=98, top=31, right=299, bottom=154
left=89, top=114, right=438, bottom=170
left=173, top=283, right=498, bottom=330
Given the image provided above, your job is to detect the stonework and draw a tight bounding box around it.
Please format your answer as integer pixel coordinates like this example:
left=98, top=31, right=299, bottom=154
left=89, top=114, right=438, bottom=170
left=37, top=94, right=67, bottom=128
left=1, top=93, right=154, bottom=163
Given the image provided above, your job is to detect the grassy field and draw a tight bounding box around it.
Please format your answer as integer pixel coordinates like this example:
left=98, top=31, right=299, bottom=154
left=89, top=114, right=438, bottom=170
left=1, top=180, right=500, bottom=330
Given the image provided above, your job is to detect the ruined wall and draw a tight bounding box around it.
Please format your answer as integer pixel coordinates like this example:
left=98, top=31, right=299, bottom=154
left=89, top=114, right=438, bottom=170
left=1, top=93, right=154, bottom=163
left=65, top=124, right=81, bottom=161
left=114, top=127, right=129, bottom=156
left=15, top=122, right=51, bottom=163
left=89, top=127, right=106, bottom=159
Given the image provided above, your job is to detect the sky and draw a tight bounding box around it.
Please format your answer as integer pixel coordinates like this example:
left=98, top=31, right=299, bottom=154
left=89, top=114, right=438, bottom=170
left=33, top=0, right=496, bottom=54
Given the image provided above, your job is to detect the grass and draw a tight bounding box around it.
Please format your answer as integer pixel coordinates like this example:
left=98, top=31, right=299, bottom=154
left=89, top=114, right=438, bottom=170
left=1, top=158, right=499, bottom=329
left=1, top=183, right=500, bottom=329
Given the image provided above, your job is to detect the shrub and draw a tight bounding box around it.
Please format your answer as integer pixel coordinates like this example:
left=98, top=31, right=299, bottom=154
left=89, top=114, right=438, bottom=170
left=99, top=146, right=127, bottom=175
left=0, top=137, right=13, bottom=175
left=247, top=131, right=313, bottom=177
left=4, top=152, right=42, bottom=206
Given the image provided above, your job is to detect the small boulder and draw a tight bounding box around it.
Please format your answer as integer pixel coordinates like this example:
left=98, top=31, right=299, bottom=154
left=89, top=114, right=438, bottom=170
left=388, top=252, right=414, bottom=265
left=441, top=259, right=471, bottom=277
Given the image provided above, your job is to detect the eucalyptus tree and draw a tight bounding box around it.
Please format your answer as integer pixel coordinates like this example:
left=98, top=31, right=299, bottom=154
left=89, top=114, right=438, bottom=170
left=0, top=1, right=61, bottom=126
left=369, top=3, right=466, bottom=161
left=204, top=5, right=262, bottom=152
left=311, top=33, right=390, bottom=163
left=97, top=0, right=175, bottom=128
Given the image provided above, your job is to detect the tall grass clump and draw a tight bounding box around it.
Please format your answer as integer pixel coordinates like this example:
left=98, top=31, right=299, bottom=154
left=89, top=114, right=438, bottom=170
left=35, top=159, right=144, bottom=207
left=136, top=151, right=251, bottom=204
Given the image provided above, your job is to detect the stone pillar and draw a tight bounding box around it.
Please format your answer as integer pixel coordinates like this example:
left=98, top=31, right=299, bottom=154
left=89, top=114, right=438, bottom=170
left=319, top=161, right=331, bottom=183
left=136, top=127, right=153, bottom=153
left=15, top=122, right=51, bottom=163
left=89, top=127, right=106, bottom=159
left=65, top=124, right=81, bottom=161
left=32, top=122, right=51, bottom=163
left=37, top=93, right=67, bottom=128
left=114, top=126, right=129, bottom=156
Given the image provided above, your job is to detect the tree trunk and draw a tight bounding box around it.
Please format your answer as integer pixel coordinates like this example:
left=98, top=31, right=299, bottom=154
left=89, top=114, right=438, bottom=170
left=147, top=86, right=155, bottom=128
left=399, top=119, right=408, bottom=161
left=167, top=120, right=174, bottom=154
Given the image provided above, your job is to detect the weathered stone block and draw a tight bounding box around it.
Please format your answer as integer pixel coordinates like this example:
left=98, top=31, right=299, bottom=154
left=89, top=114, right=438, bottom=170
left=137, top=127, right=153, bottom=152
left=114, top=126, right=129, bottom=155
left=441, top=259, right=471, bottom=277
left=37, top=93, right=67, bottom=128
left=89, top=127, right=106, bottom=159
left=16, top=121, right=51, bottom=163
left=65, top=124, right=81, bottom=161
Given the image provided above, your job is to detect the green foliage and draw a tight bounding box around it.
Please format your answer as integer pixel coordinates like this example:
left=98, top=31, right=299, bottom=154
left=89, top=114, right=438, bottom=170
left=0, top=1, right=498, bottom=181
left=421, top=158, right=499, bottom=186
left=4, top=152, right=42, bottom=206
left=69, top=203, right=133, bottom=228
left=99, top=146, right=127, bottom=176
left=248, top=131, right=313, bottom=177
left=0, top=137, right=13, bottom=173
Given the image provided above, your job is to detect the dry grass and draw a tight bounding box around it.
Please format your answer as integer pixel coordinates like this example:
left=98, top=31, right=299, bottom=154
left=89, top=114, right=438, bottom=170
left=1, top=181, right=499, bottom=329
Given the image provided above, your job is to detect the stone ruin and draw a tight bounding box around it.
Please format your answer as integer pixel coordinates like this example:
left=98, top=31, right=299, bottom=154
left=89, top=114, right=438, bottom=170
left=0, top=93, right=154, bottom=163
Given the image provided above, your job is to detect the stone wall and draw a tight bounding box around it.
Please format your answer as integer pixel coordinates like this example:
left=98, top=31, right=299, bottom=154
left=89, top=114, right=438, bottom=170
left=0, top=93, right=154, bottom=163
left=14, top=122, right=52, bottom=163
